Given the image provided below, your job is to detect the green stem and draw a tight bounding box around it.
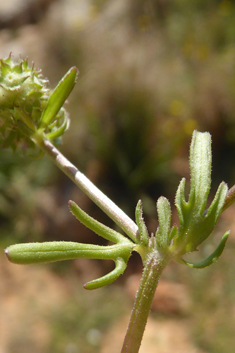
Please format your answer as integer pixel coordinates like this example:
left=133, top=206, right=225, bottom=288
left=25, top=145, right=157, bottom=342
left=121, top=250, right=170, bottom=353
left=32, top=133, right=138, bottom=242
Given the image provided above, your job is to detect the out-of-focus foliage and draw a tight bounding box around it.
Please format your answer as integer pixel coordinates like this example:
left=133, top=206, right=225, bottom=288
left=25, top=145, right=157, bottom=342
left=48, top=283, right=129, bottom=353
left=58, top=0, right=235, bottom=221
left=0, top=148, right=58, bottom=246
left=184, top=230, right=235, bottom=353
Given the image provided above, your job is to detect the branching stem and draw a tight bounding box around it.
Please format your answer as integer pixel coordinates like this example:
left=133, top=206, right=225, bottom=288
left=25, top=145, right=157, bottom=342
left=32, top=133, right=139, bottom=242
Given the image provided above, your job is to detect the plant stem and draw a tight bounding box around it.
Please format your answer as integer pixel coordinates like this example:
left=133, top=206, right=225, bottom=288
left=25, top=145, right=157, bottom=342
left=121, top=250, right=170, bottom=353
left=32, top=134, right=138, bottom=242
left=32, top=134, right=171, bottom=353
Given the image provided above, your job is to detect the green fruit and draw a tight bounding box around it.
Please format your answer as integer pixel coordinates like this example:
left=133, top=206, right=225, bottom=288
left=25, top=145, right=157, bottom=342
left=0, top=54, right=70, bottom=154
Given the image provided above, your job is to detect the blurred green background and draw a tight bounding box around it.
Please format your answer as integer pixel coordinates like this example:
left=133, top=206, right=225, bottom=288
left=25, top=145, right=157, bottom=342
left=1, top=0, right=235, bottom=352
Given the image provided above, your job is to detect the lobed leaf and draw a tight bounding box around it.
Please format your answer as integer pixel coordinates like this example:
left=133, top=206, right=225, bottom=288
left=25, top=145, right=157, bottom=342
left=172, top=131, right=229, bottom=257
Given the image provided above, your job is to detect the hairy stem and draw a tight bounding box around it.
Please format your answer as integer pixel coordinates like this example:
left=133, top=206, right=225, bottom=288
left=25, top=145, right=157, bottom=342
left=32, top=133, right=138, bottom=242
left=121, top=250, right=170, bottom=353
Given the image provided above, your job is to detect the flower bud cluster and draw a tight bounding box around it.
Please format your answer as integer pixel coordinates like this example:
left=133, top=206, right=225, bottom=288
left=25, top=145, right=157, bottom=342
left=0, top=54, right=69, bottom=154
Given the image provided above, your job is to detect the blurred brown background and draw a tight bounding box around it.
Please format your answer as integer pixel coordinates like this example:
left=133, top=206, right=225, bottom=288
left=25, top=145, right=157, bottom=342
left=1, top=0, right=235, bottom=352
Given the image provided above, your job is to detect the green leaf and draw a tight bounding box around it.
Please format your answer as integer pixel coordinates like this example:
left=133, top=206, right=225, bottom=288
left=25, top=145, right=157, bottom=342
left=205, top=182, right=228, bottom=225
left=156, top=196, right=172, bottom=249
left=5, top=241, right=133, bottom=264
left=45, top=117, right=69, bottom=140
left=175, top=177, right=186, bottom=227
left=168, top=224, right=178, bottom=242
left=172, top=131, right=229, bottom=256
left=180, top=231, right=229, bottom=268
left=135, top=200, right=149, bottom=246
left=69, top=200, right=131, bottom=244
left=189, top=130, right=212, bottom=215
left=193, top=181, right=228, bottom=247
left=84, top=257, right=127, bottom=289
left=39, top=67, right=78, bottom=129
left=5, top=242, right=132, bottom=289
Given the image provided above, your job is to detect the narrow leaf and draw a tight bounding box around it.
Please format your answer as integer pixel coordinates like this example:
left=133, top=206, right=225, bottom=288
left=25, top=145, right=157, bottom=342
left=69, top=200, right=131, bottom=244
left=156, top=196, right=171, bottom=248
left=84, top=257, right=127, bottom=289
left=205, top=182, right=228, bottom=225
left=175, top=177, right=186, bottom=226
left=39, top=67, right=78, bottom=128
left=189, top=130, right=212, bottom=214
left=180, top=231, right=229, bottom=268
left=168, top=224, right=178, bottom=242
left=45, top=117, right=69, bottom=140
left=5, top=241, right=129, bottom=264
left=135, top=200, right=149, bottom=246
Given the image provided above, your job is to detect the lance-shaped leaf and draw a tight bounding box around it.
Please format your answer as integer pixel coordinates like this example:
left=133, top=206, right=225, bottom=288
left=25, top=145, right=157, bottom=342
left=205, top=182, right=228, bottom=225
left=39, top=67, right=78, bottom=129
left=135, top=200, right=149, bottom=246
left=188, top=130, right=212, bottom=214
left=175, top=177, right=187, bottom=227
left=5, top=241, right=130, bottom=264
left=156, top=196, right=172, bottom=249
left=69, top=200, right=132, bottom=245
left=194, top=181, right=228, bottom=247
left=168, top=224, right=178, bottom=242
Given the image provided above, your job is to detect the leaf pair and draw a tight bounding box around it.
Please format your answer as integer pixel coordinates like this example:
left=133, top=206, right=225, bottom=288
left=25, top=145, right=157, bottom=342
left=5, top=200, right=134, bottom=289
